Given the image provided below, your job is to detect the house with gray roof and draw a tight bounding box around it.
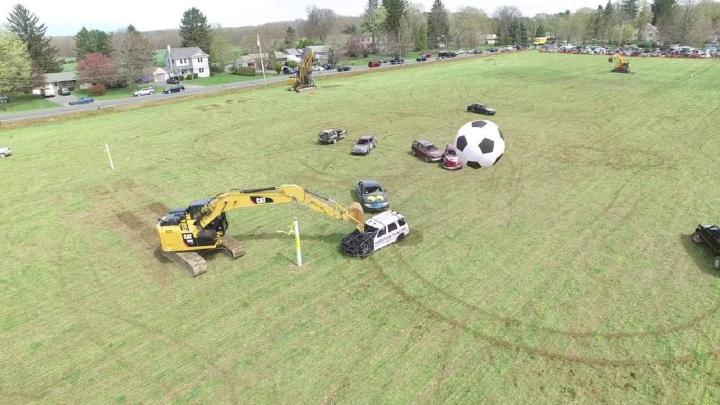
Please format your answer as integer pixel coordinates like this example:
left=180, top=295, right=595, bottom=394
left=165, top=46, right=210, bottom=78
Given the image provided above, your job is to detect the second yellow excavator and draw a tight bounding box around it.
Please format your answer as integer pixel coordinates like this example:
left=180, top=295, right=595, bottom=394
left=609, top=52, right=630, bottom=73
left=156, top=185, right=366, bottom=276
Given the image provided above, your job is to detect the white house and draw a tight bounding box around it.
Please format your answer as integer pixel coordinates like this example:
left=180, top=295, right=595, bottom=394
left=165, top=46, right=210, bottom=78
left=485, top=34, right=498, bottom=46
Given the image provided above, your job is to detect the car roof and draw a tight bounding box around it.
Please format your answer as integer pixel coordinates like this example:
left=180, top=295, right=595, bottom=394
left=359, top=179, right=380, bottom=187
left=366, top=211, right=405, bottom=228
left=359, top=135, right=374, bottom=139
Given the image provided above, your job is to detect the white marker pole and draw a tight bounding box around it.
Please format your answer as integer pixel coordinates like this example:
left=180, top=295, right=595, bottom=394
left=257, top=34, right=267, bottom=87
left=105, top=143, right=115, bottom=170
left=293, top=219, right=302, bottom=268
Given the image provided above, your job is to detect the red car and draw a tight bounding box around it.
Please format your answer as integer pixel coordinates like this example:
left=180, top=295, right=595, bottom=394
left=411, top=140, right=444, bottom=162
left=442, top=144, right=462, bottom=170
left=368, top=60, right=381, bottom=68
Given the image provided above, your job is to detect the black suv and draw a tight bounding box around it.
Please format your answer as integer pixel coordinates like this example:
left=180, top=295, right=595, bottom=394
left=390, top=57, right=405, bottom=65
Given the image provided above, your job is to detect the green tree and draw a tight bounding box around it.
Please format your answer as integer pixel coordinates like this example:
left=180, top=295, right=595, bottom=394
left=283, top=26, right=296, bottom=49
left=5, top=4, right=61, bottom=73
left=427, top=0, right=449, bottom=48
left=652, top=0, right=676, bottom=45
left=112, top=25, right=153, bottom=87
left=209, top=26, right=233, bottom=72
left=382, top=0, right=408, bottom=52
left=622, top=0, right=640, bottom=20
left=0, top=32, right=33, bottom=99
left=536, top=22, right=546, bottom=37
left=74, top=27, right=112, bottom=59
left=519, top=22, right=529, bottom=45
left=603, top=0, right=617, bottom=42
left=361, top=0, right=385, bottom=53
left=179, top=7, right=212, bottom=53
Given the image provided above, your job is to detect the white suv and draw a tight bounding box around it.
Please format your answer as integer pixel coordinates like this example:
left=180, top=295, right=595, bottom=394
left=341, top=211, right=409, bottom=257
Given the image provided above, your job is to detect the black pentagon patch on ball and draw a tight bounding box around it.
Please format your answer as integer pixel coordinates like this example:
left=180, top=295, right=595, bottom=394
left=493, top=153, right=504, bottom=165
left=471, top=121, right=487, bottom=128
left=479, top=138, right=494, bottom=154
left=456, top=135, right=468, bottom=151
left=467, top=161, right=482, bottom=169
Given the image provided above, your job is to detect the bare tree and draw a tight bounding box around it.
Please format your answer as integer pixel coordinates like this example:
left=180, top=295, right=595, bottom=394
left=493, top=6, right=522, bottom=45
left=305, top=6, right=337, bottom=43
left=112, top=26, right=154, bottom=87
left=450, top=7, right=489, bottom=48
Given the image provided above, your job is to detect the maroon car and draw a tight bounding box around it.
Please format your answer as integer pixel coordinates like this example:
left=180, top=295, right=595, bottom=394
left=368, top=60, right=381, bottom=68
left=411, top=140, right=444, bottom=162
left=442, top=144, right=462, bottom=170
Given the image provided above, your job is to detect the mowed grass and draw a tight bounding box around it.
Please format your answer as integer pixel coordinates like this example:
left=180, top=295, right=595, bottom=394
left=190, top=72, right=269, bottom=86
left=1, top=94, right=59, bottom=113
left=2, top=52, right=720, bottom=403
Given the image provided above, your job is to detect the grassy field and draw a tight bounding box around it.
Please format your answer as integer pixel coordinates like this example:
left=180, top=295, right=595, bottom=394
left=2, top=52, right=720, bottom=403
left=1, top=95, right=58, bottom=113
left=190, top=72, right=269, bottom=86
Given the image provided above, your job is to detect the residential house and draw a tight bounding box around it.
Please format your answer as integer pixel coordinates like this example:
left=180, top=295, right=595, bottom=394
left=165, top=46, right=210, bottom=78
left=234, top=52, right=288, bottom=70
left=284, top=48, right=302, bottom=62
left=32, top=71, right=78, bottom=96
left=305, top=45, right=331, bottom=64
left=485, top=34, right=498, bottom=46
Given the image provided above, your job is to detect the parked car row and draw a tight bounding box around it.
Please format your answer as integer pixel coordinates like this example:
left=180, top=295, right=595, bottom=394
left=541, top=44, right=720, bottom=58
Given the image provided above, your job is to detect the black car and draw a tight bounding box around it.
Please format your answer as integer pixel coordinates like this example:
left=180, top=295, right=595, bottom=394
left=693, top=224, right=720, bottom=270
left=281, top=66, right=297, bottom=75
left=466, top=103, right=496, bottom=116
left=390, top=57, right=405, bottom=65
left=318, top=128, right=347, bottom=144
left=163, top=85, right=185, bottom=94
left=336, top=65, right=351, bottom=72
left=416, top=56, right=427, bottom=62
left=439, top=51, right=458, bottom=59
left=323, top=64, right=334, bottom=71
left=166, top=76, right=180, bottom=84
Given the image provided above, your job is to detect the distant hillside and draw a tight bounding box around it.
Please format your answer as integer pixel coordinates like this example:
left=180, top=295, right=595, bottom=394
left=51, top=16, right=361, bottom=59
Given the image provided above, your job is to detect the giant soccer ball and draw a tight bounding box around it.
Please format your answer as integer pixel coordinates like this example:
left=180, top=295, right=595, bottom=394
left=454, top=120, right=505, bottom=169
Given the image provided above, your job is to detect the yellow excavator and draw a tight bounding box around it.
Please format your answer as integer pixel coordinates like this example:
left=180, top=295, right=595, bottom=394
left=156, top=185, right=364, bottom=276
left=609, top=52, right=630, bottom=73
left=290, top=49, right=316, bottom=92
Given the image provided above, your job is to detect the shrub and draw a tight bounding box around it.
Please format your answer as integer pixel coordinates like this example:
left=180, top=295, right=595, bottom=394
left=286, top=60, right=298, bottom=68
left=193, top=73, right=198, bottom=79
left=177, top=75, right=184, bottom=81
left=234, top=67, right=256, bottom=76
left=273, top=62, right=283, bottom=74
left=87, top=83, right=106, bottom=96
left=185, top=74, right=193, bottom=80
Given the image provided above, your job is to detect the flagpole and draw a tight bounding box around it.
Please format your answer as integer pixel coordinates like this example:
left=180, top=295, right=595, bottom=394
left=257, top=34, right=267, bottom=87
left=293, top=219, right=302, bottom=268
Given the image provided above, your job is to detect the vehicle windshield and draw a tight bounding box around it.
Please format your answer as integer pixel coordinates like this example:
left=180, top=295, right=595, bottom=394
left=363, top=185, right=382, bottom=194
left=425, top=144, right=437, bottom=150
left=445, top=149, right=456, bottom=157
left=357, top=138, right=370, bottom=145
left=364, top=224, right=379, bottom=233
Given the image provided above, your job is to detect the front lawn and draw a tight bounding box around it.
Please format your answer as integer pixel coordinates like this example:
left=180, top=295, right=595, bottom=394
left=188, top=72, right=269, bottom=86
left=0, top=95, right=58, bottom=113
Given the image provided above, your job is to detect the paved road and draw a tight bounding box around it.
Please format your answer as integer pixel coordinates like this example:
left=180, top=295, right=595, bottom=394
left=0, top=54, right=480, bottom=124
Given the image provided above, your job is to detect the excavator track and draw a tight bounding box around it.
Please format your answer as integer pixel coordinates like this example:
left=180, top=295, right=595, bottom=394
left=160, top=250, right=208, bottom=277
left=220, top=235, right=246, bottom=259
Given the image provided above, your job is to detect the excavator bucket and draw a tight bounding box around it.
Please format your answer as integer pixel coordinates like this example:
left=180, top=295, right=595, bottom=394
left=347, top=202, right=365, bottom=232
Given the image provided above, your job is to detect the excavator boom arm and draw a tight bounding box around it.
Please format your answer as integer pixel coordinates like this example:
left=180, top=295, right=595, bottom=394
left=197, top=185, right=365, bottom=231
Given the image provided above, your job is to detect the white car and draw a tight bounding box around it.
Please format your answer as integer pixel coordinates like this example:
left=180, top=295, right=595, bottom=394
left=341, top=211, right=409, bottom=257
left=311, top=65, right=324, bottom=72
left=133, top=87, right=155, bottom=97
left=0, top=146, right=12, bottom=158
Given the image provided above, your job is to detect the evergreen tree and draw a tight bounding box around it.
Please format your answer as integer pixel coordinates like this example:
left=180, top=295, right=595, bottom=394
left=74, top=27, right=112, bottom=59
left=427, top=0, right=449, bottom=48
left=5, top=4, right=61, bottom=72
left=382, top=0, right=408, bottom=53
left=519, top=22, right=529, bottom=45
left=283, top=26, right=296, bottom=49
left=179, top=7, right=212, bottom=53
left=361, top=0, right=384, bottom=54
left=651, top=0, right=676, bottom=45
left=535, top=23, right=546, bottom=37
left=622, top=0, right=640, bottom=21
